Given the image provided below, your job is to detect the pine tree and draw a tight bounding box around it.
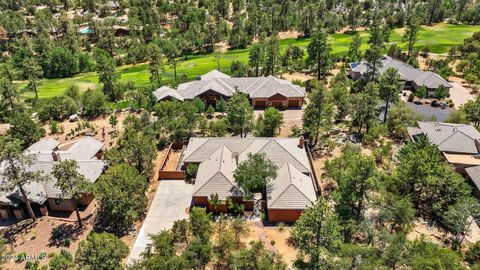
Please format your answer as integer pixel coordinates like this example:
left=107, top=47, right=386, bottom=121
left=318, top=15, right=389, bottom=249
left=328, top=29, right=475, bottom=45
left=307, top=29, right=333, bottom=80
left=147, top=44, right=165, bottom=88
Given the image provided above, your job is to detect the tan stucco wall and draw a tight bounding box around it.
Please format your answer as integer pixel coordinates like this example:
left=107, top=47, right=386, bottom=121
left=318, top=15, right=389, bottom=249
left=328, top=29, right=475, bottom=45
left=268, top=209, right=304, bottom=223
left=48, top=198, right=76, bottom=212
left=252, top=97, right=303, bottom=109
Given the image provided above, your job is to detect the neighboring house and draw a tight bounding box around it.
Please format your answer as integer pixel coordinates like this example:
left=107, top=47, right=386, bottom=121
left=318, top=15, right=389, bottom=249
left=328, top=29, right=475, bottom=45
left=0, top=137, right=105, bottom=220
left=181, top=137, right=318, bottom=223
left=407, top=121, right=480, bottom=173
left=350, top=56, right=452, bottom=97
left=466, top=166, right=480, bottom=198
left=152, top=70, right=306, bottom=109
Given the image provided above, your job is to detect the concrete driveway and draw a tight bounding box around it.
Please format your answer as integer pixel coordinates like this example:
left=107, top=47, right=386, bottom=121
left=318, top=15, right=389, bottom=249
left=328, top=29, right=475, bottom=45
left=127, top=180, right=193, bottom=265
left=405, top=102, right=454, bottom=122
left=449, top=82, right=475, bottom=109
left=254, top=108, right=303, bottom=137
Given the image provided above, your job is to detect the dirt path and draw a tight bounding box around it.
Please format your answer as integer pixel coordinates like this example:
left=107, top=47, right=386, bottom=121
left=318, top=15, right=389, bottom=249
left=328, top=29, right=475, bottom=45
left=163, top=150, right=182, bottom=171
left=245, top=222, right=298, bottom=267
left=0, top=123, right=10, bottom=134
left=282, top=72, right=313, bottom=82
left=3, top=216, right=95, bottom=269
left=43, top=112, right=129, bottom=148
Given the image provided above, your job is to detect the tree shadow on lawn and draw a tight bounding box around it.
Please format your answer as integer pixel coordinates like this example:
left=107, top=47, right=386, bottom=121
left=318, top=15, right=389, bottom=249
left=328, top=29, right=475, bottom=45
left=48, top=223, right=83, bottom=248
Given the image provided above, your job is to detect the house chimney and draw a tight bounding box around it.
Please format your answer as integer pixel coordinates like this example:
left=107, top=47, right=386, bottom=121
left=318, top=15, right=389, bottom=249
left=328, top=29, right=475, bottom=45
left=298, top=136, right=305, bottom=148
left=52, top=151, right=60, bottom=162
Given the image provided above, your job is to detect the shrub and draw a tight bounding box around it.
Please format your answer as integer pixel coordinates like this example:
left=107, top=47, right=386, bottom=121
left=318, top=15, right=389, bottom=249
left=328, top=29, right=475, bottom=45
left=63, top=238, right=72, bottom=247
left=186, top=164, right=199, bottom=181
left=206, top=105, right=215, bottom=117
left=420, top=47, right=430, bottom=57
left=227, top=197, right=245, bottom=216
left=75, top=232, right=128, bottom=270
left=15, top=252, right=27, bottom=262
left=50, top=121, right=59, bottom=134
left=24, top=261, right=39, bottom=269
left=277, top=222, right=286, bottom=232
left=81, top=89, right=108, bottom=118
left=468, top=243, right=480, bottom=264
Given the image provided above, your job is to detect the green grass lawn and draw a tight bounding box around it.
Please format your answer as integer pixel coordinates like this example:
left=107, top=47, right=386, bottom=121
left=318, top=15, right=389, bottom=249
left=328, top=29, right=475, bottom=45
left=23, top=23, right=480, bottom=99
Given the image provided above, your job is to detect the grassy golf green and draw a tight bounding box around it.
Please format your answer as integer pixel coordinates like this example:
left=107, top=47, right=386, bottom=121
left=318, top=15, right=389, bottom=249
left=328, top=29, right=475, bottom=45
left=21, top=23, right=480, bottom=99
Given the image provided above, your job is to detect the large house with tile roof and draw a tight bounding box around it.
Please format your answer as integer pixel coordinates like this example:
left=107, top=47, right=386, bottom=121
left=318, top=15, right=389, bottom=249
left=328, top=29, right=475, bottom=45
left=180, top=137, right=318, bottom=223
left=408, top=121, right=480, bottom=171
left=350, top=56, right=452, bottom=97
left=0, top=137, right=105, bottom=220
left=153, top=70, right=306, bottom=109
left=466, top=166, right=480, bottom=198
left=408, top=121, right=480, bottom=197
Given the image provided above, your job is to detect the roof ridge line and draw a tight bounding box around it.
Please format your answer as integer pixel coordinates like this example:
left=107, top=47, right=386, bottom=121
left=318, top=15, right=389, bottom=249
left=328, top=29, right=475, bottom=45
left=193, top=171, right=221, bottom=196
left=288, top=163, right=314, bottom=201
left=258, top=139, right=308, bottom=172
left=268, top=165, right=291, bottom=208
left=183, top=139, right=210, bottom=161
left=214, top=78, right=236, bottom=93
left=219, top=170, right=237, bottom=187
left=247, top=77, right=272, bottom=95
left=436, top=129, right=464, bottom=147
left=241, top=77, right=261, bottom=91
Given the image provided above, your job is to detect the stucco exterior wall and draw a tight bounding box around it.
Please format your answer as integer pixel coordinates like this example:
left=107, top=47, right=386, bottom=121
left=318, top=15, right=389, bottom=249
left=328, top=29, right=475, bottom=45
left=48, top=198, right=76, bottom=212
left=78, top=193, right=94, bottom=206
left=252, top=97, right=303, bottom=109
left=268, top=209, right=304, bottom=223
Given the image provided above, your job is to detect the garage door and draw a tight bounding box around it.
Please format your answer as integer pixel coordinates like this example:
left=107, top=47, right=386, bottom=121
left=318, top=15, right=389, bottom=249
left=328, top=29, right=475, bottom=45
left=272, top=101, right=283, bottom=109
left=288, top=99, right=299, bottom=108
left=254, top=100, right=266, bottom=108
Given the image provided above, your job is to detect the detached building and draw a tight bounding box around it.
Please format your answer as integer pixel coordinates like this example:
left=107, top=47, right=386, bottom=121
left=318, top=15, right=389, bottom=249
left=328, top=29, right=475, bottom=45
left=0, top=137, right=105, bottom=220
left=181, top=137, right=318, bottom=223
left=350, top=56, right=452, bottom=97
left=152, top=70, right=306, bottom=109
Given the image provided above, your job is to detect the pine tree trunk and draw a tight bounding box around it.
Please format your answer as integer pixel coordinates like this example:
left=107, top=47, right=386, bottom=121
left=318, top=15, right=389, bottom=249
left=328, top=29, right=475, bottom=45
left=173, top=59, right=177, bottom=82
left=19, top=185, right=36, bottom=221
left=317, top=52, right=321, bottom=80
left=75, top=206, right=82, bottom=228
left=383, top=100, right=389, bottom=123
left=33, top=80, right=38, bottom=99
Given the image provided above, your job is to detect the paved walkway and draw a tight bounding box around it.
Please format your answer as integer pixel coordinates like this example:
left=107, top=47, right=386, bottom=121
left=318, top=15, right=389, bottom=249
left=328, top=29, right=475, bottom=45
left=127, top=180, right=193, bottom=265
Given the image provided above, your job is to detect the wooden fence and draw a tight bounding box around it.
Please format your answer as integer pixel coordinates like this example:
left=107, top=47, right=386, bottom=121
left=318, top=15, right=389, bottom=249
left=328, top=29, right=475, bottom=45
left=306, top=142, right=322, bottom=196
left=158, top=170, right=186, bottom=180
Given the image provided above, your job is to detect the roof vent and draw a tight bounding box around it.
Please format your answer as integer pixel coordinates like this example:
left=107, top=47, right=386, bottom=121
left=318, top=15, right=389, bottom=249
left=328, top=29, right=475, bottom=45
left=233, top=153, right=239, bottom=165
